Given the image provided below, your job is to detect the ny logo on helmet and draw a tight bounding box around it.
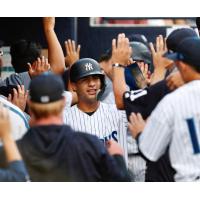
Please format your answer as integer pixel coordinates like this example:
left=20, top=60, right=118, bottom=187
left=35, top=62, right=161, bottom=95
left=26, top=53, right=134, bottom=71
left=85, top=63, right=93, bottom=71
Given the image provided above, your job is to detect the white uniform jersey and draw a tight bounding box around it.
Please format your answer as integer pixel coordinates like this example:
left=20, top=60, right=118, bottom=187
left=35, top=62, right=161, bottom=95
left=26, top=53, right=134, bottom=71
left=63, top=91, right=73, bottom=108
left=0, top=95, right=29, bottom=144
left=63, top=102, right=128, bottom=164
left=139, top=80, right=200, bottom=181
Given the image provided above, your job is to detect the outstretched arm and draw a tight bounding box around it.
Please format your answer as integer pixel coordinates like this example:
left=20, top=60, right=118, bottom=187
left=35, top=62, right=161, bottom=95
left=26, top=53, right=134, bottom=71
left=43, top=17, right=65, bottom=74
left=0, top=105, right=29, bottom=181
left=112, top=33, right=132, bottom=109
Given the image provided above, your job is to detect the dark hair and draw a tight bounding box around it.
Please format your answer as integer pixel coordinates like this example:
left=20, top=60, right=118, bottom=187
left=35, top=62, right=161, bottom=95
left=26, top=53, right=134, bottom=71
left=10, top=39, right=41, bottom=73
left=99, top=49, right=112, bottom=62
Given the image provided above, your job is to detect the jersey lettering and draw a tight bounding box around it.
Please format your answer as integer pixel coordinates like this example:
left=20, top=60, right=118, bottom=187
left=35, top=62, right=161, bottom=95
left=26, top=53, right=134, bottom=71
left=186, top=118, right=200, bottom=154
left=100, top=131, right=118, bottom=144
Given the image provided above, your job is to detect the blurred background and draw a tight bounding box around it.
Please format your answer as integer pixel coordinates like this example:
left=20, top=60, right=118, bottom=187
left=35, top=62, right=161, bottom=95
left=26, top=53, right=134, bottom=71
left=0, top=17, right=198, bottom=78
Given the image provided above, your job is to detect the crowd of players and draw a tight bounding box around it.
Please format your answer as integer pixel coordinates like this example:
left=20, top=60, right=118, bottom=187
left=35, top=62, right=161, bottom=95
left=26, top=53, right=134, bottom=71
left=0, top=17, right=200, bottom=181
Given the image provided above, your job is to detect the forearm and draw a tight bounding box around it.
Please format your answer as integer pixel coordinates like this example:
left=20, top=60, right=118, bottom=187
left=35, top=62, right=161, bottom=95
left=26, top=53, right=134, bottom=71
left=44, top=28, right=65, bottom=74
left=113, top=67, right=127, bottom=109
left=150, top=68, right=166, bottom=85
left=2, top=134, right=22, bottom=162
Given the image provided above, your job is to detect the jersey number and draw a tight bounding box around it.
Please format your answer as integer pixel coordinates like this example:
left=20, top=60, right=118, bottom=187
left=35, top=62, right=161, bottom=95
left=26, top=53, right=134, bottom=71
left=186, top=118, right=200, bottom=154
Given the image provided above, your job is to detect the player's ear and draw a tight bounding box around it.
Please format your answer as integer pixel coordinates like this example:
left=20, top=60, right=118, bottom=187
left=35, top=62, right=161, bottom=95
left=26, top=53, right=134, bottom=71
left=70, top=82, right=77, bottom=92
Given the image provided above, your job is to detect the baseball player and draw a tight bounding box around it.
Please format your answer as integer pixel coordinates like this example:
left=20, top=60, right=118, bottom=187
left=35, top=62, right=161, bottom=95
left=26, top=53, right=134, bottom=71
left=63, top=58, right=128, bottom=164
left=129, top=37, right=200, bottom=181
left=0, top=92, right=29, bottom=144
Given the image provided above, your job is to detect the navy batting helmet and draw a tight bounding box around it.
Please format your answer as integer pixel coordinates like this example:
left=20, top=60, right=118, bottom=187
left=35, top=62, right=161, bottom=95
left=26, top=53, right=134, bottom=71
left=69, top=58, right=106, bottom=99
left=130, top=41, right=152, bottom=64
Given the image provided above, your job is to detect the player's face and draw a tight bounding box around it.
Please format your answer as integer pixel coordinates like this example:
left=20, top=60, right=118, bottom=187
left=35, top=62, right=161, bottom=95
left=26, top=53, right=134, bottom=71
left=74, top=75, right=101, bottom=103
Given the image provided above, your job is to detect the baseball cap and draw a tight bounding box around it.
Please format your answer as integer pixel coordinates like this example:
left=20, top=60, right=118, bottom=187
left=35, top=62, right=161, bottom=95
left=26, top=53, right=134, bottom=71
left=29, top=72, right=65, bottom=103
left=165, top=37, right=200, bottom=70
left=166, top=28, right=198, bottom=52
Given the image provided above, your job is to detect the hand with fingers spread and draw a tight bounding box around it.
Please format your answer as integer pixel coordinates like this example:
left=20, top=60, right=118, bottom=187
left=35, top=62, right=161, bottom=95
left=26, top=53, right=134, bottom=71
left=137, top=62, right=152, bottom=85
left=28, top=56, right=50, bottom=78
left=106, top=140, right=124, bottom=156
left=149, top=35, right=173, bottom=70
left=111, top=33, right=132, bottom=66
left=128, top=113, right=146, bottom=139
left=65, top=39, right=81, bottom=67
left=166, top=71, right=185, bottom=91
left=7, top=85, right=28, bottom=111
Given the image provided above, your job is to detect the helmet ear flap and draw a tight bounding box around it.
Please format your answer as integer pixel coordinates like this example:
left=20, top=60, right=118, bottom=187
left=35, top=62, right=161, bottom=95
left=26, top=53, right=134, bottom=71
left=97, top=75, right=106, bottom=100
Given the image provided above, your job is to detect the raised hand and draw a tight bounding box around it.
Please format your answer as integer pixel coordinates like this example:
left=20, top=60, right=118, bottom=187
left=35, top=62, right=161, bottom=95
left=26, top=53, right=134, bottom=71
left=137, top=62, right=152, bottom=85
left=111, top=33, right=132, bottom=66
left=128, top=113, right=146, bottom=139
left=28, top=56, right=50, bottom=78
left=7, top=85, right=28, bottom=111
left=149, top=35, right=172, bottom=70
left=65, top=39, right=81, bottom=67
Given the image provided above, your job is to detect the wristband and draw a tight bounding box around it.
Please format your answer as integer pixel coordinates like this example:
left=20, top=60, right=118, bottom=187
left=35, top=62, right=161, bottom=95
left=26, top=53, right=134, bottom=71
left=112, top=63, right=125, bottom=68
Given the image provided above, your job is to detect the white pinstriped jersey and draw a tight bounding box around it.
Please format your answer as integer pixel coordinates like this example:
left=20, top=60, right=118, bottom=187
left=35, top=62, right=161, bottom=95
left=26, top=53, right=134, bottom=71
left=139, top=80, right=200, bottom=181
left=0, top=95, right=29, bottom=145
left=63, top=102, right=128, bottom=164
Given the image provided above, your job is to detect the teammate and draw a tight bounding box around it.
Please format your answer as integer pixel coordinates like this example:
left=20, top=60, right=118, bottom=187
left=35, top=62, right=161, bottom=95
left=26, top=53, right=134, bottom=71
left=129, top=37, right=200, bottom=181
left=63, top=58, right=128, bottom=164
left=0, top=105, right=29, bottom=181
left=0, top=87, right=29, bottom=144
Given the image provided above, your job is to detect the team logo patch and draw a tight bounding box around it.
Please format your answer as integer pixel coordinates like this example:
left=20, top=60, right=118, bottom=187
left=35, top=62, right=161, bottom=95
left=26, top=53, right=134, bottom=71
left=124, top=89, right=147, bottom=101
left=85, top=63, right=93, bottom=71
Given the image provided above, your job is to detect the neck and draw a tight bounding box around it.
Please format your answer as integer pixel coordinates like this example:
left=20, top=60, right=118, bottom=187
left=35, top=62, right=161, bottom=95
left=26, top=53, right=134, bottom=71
left=183, top=70, right=200, bottom=83
left=32, top=115, right=63, bottom=126
left=77, top=101, right=100, bottom=112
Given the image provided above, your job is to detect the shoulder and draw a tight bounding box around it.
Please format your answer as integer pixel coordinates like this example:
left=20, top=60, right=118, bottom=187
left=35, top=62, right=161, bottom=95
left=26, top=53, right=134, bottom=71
left=99, top=102, right=118, bottom=111
left=63, top=91, right=72, bottom=108
left=0, top=96, right=26, bottom=116
left=161, top=81, right=198, bottom=105
left=99, top=102, right=126, bottom=116
left=64, top=104, right=77, bottom=112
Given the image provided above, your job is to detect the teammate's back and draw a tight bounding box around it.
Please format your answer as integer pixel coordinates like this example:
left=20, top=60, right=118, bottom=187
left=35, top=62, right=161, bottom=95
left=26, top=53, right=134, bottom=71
left=12, top=124, right=129, bottom=181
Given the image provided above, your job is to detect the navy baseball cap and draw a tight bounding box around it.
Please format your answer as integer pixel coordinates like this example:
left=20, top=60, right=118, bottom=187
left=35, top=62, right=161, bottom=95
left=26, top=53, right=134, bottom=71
left=29, top=72, right=65, bottom=103
left=166, top=28, right=198, bottom=52
left=165, top=37, right=200, bottom=70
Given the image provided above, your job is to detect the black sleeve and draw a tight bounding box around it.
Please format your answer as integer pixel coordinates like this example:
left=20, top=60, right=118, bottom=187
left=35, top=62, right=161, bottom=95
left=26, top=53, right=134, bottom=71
left=123, top=80, right=170, bottom=120
left=99, top=152, right=131, bottom=182
left=112, top=155, right=132, bottom=181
